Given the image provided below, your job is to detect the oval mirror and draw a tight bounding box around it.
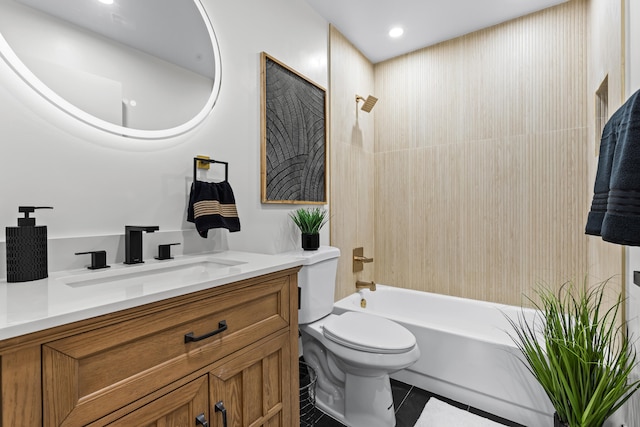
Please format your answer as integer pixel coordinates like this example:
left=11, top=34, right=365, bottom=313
left=0, top=0, right=221, bottom=139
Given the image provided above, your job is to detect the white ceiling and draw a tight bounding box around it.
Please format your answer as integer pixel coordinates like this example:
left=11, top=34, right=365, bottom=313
left=13, top=0, right=570, bottom=75
left=305, top=0, right=569, bottom=63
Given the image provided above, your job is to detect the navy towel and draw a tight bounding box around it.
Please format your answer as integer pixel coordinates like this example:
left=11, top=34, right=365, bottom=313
left=586, top=89, right=640, bottom=245
left=187, top=180, right=241, bottom=237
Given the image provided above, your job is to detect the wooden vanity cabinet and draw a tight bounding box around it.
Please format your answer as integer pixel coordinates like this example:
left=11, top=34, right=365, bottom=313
left=0, top=267, right=301, bottom=427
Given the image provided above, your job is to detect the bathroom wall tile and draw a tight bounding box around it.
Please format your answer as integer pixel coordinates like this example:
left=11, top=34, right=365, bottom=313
left=329, top=26, right=375, bottom=154
left=375, top=0, right=588, bottom=153
left=330, top=0, right=617, bottom=310
left=584, top=0, right=626, bottom=320
left=370, top=0, right=598, bottom=307
left=330, top=139, right=356, bottom=299
left=373, top=125, right=595, bottom=306
left=329, top=26, right=376, bottom=301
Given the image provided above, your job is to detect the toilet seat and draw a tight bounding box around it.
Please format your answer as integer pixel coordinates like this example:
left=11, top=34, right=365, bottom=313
left=322, top=312, right=416, bottom=354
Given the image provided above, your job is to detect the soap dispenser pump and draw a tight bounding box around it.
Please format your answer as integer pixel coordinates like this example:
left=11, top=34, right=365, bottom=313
left=5, top=206, right=53, bottom=282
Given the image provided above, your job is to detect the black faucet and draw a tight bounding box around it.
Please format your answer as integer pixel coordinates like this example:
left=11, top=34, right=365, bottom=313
left=124, top=225, right=159, bottom=264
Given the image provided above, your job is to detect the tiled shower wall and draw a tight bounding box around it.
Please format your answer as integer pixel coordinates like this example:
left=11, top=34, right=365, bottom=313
left=331, top=0, right=624, bottom=307
left=373, top=0, right=618, bottom=306
left=329, top=26, right=377, bottom=301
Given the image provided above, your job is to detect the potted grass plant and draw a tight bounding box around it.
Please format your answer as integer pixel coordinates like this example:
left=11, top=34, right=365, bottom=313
left=506, top=280, right=640, bottom=427
left=290, top=207, right=328, bottom=250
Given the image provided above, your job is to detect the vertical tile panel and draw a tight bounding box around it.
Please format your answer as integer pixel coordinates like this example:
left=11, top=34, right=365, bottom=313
left=372, top=0, right=593, bottom=306
left=329, top=26, right=377, bottom=301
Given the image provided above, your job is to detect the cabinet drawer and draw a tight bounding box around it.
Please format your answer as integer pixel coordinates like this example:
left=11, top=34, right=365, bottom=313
left=43, top=275, right=291, bottom=427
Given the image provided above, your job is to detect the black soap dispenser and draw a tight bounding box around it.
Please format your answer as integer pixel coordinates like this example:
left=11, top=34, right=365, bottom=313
left=5, top=206, right=53, bottom=282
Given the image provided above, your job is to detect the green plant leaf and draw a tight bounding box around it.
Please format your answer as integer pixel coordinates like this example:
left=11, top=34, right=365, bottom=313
left=504, top=279, right=640, bottom=427
left=289, top=207, right=328, bottom=234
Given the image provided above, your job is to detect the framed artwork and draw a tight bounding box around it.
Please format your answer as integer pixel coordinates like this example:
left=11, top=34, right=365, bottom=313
left=260, top=52, right=327, bottom=204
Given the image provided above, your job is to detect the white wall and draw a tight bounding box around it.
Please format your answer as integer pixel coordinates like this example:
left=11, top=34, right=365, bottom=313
left=0, top=0, right=328, bottom=278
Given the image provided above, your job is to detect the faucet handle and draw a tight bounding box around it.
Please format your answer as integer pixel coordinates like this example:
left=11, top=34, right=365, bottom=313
left=75, top=250, right=110, bottom=270
left=353, top=247, right=374, bottom=272
left=155, top=243, right=181, bottom=260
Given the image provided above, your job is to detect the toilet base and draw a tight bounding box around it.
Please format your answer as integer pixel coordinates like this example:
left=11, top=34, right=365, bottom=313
left=344, top=373, right=395, bottom=426
left=316, top=374, right=396, bottom=427
left=303, top=340, right=398, bottom=427
left=313, top=373, right=396, bottom=427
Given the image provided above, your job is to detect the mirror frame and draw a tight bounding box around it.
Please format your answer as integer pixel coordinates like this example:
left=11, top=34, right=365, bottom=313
left=0, top=0, right=221, bottom=139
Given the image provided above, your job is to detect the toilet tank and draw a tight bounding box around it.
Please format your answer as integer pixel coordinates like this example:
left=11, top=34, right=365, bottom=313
left=284, top=246, right=340, bottom=324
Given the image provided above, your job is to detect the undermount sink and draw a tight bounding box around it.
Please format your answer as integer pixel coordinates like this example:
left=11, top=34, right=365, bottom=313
left=59, top=256, right=247, bottom=290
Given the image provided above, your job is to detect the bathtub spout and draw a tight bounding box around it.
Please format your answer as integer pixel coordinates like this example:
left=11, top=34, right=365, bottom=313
left=355, top=280, right=376, bottom=291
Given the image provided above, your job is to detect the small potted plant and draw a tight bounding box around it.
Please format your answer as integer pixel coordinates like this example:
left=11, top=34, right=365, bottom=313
left=290, top=207, right=328, bottom=250
left=506, top=280, right=640, bottom=427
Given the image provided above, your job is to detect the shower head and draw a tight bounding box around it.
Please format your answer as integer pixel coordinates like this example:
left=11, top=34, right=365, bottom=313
left=356, top=94, right=378, bottom=113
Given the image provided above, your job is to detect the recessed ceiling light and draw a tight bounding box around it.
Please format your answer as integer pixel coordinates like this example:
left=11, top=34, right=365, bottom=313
left=98, top=0, right=114, bottom=5
left=389, top=27, right=404, bottom=38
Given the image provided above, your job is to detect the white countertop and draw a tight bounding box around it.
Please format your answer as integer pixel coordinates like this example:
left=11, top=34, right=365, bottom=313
left=0, top=251, right=302, bottom=341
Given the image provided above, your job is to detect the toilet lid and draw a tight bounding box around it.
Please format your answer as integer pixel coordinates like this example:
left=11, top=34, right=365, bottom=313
left=322, top=312, right=416, bottom=354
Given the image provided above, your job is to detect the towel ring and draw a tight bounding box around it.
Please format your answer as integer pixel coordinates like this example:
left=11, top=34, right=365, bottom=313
left=193, top=157, right=228, bottom=182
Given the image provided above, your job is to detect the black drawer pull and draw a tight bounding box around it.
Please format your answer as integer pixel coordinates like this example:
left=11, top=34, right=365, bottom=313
left=215, top=401, right=228, bottom=427
left=184, top=320, right=228, bottom=343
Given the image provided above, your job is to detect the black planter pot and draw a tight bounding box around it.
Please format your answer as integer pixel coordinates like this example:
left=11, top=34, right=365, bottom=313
left=554, top=413, right=569, bottom=427
left=301, top=233, right=320, bottom=251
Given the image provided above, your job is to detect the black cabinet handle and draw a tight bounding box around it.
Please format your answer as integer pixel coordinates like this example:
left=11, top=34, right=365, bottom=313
left=184, top=320, right=228, bottom=343
left=195, top=413, right=209, bottom=427
left=215, top=401, right=227, bottom=427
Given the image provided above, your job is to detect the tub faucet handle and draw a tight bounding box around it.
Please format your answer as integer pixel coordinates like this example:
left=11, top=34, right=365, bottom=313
left=353, top=247, right=373, bottom=272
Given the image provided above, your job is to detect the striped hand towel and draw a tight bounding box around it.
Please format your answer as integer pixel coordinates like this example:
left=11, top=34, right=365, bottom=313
left=187, top=180, right=240, bottom=237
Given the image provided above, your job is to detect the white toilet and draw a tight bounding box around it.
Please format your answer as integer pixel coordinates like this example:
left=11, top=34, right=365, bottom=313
left=291, top=246, right=420, bottom=427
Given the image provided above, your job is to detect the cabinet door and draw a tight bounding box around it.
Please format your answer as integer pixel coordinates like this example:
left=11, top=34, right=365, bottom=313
left=106, top=376, right=210, bottom=427
left=209, top=331, right=294, bottom=427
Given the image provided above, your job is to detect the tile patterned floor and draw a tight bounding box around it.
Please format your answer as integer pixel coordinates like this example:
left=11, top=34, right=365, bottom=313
left=308, top=379, right=526, bottom=427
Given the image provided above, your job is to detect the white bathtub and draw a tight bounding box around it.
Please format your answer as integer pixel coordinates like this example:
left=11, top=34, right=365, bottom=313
left=333, top=285, right=554, bottom=427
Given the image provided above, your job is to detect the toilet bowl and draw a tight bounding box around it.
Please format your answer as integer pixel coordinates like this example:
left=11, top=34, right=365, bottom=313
left=287, top=246, right=420, bottom=427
